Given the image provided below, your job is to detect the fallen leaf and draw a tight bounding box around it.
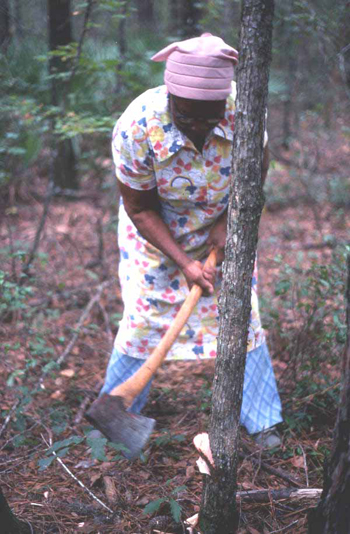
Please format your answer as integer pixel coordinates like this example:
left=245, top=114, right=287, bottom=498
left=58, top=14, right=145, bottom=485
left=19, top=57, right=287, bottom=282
left=50, top=390, right=62, bottom=399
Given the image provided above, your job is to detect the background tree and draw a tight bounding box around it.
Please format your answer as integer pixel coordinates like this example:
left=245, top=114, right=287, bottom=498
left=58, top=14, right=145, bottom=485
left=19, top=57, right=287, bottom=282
left=47, top=0, right=78, bottom=190
left=180, top=0, right=203, bottom=38
left=199, top=1, right=274, bottom=532
left=308, top=255, right=350, bottom=534
left=0, top=0, right=11, bottom=52
left=136, top=0, right=154, bottom=29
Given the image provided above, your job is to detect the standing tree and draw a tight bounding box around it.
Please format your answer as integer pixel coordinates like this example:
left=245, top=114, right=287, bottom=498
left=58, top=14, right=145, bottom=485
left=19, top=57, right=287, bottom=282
left=0, top=0, right=11, bottom=53
left=198, top=1, right=274, bottom=533
left=136, top=0, right=154, bottom=29
left=180, top=0, right=202, bottom=38
left=47, top=0, right=78, bottom=190
left=308, top=255, right=350, bottom=534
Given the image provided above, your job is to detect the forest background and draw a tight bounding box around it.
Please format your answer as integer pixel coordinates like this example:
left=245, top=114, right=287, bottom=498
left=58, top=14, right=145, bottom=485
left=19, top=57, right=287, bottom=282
left=1, top=1, right=350, bottom=532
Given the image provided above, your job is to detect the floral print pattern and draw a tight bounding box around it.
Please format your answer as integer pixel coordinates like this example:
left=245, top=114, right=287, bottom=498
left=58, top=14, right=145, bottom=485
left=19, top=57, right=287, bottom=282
left=112, top=84, right=266, bottom=360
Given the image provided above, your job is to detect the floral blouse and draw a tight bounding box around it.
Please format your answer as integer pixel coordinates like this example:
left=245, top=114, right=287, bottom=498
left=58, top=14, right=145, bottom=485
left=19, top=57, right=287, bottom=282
left=111, top=84, right=266, bottom=360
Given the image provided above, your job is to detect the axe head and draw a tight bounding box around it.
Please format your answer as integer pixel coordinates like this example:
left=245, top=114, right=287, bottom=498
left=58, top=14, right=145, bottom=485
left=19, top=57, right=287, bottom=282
left=85, top=393, right=155, bottom=460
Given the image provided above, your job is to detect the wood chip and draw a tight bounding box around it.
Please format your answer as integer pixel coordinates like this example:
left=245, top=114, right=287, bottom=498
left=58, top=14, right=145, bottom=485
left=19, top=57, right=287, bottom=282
left=103, top=475, right=117, bottom=504
left=60, top=368, right=75, bottom=377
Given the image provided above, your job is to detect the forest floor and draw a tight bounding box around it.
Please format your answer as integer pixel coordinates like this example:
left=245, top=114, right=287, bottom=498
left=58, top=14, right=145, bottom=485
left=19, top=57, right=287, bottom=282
left=1, top=114, right=349, bottom=533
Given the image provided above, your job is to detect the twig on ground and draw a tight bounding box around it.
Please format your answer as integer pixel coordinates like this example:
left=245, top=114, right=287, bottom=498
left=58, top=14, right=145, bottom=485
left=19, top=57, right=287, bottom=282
left=269, top=519, right=300, bottom=533
left=293, top=382, right=340, bottom=406
left=239, top=451, right=302, bottom=488
left=98, top=302, right=113, bottom=350
left=73, top=380, right=103, bottom=426
left=42, top=435, right=113, bottom=515
left=39, top=280, right=111, bottom=384
left=236, top=487, right=321, bottom=504
left=0, top=399, right=20, bottom=439
left=53, top=452, right=114, bottom=514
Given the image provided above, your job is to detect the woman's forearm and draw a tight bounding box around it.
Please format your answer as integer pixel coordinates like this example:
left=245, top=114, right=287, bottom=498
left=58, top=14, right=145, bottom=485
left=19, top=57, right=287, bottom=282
left=131, top=209, right=191, bottom=270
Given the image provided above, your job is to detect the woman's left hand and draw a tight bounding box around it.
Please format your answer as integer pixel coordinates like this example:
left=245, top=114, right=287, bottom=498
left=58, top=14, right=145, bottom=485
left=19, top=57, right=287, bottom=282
left=207, top=211, right=227, bottom=264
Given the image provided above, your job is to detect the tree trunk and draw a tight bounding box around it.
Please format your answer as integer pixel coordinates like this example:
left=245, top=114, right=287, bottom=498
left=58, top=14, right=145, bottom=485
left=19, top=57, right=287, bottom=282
left=308, top=255, right=350, bottom=534
left=280, top=1, right=297, bottom=149
left=116, top=3, right=127, bottom=94
left=0, top=0, right=11, bottom=52
left=168, top=0, right=180, bottom=36
left=198, top=1, right=274, bottom=533
left=180, top=0, right=202, bottom=38
left=136, top=0, right=154, bottom=29
left=0, top=486, right=31, bottom=533
left=47, top=0, right=78, bottom=190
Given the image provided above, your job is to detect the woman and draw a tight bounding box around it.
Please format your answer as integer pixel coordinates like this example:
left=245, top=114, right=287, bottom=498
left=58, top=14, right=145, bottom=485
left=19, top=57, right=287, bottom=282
left=98, top=34, right=282, bottom=447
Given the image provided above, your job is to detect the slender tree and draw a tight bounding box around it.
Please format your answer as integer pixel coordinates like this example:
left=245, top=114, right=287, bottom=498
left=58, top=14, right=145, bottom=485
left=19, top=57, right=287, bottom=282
left=308, top=255, right=350, bottom=534
left=136, top=0, right=154, bottom=29
left=180, top=0, right=202, bottom=38
left=199, top=1, right=274, bottom=533
left=47, top=0, right=78, bottom=190
left=0, top=0, right=11, bottom=52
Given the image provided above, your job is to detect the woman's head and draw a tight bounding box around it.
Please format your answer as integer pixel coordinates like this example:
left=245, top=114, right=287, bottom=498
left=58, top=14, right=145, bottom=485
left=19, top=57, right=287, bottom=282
left=152, top=33, right=238, bottom=101
left=169, top=93, right=226, bottom=140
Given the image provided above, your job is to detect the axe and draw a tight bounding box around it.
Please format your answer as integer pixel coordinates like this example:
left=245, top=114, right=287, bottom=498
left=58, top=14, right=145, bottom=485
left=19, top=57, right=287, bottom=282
left=85, top=249, right=217, bottom=459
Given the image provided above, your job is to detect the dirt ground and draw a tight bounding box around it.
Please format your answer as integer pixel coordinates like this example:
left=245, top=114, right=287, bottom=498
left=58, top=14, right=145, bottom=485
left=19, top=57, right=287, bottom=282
left=1, top=117, right=349, bottom=533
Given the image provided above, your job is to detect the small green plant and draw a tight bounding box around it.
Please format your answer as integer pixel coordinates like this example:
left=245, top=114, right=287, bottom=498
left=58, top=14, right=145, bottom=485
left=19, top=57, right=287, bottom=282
left=38, top=436, right=85, bottom=471
left=153, top=430, right=186, bottom=448
left=0, top=269, right=34, bottom=320
left=143, top=479, right=186, bottom=524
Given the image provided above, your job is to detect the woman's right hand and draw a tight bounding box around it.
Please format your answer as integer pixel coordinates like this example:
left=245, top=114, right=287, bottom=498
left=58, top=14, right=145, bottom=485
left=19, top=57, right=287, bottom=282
left=182, top=259, right=216, bottom=296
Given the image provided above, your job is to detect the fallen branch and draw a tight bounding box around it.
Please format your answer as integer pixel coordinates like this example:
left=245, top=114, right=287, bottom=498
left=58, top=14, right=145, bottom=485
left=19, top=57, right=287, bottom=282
left=0, top=399, right=20, bottom=439
left=239, top=451, right=302, bottom=488
left=185, top=490, right=321, bottom=531
left=236, top=487, right=321, bottom=505
left=41, top=279, right=111, bottom=381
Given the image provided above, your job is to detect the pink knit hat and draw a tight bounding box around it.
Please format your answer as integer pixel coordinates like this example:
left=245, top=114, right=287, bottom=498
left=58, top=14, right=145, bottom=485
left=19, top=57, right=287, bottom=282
left=151, top=33, right=238, bottom=101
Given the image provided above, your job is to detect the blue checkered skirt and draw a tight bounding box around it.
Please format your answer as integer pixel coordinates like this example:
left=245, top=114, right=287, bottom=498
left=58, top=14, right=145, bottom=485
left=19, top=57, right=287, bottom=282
left=101, top=341, right=282, bottom=435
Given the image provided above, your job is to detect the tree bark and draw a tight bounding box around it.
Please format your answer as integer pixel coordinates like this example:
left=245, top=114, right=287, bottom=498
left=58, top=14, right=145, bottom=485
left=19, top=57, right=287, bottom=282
left=47, top=0, right=78, bottom=190
left=0, top=486, right=32, bottom=533
left=308, top=254, right=350, bottom=534
left=0, top=0, right=11, bottom=52
left=198, top=1, right=274, bottom=533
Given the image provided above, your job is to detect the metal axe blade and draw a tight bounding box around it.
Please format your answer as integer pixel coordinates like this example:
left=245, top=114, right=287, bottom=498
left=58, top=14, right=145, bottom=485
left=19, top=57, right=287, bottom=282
left=85, top=393, right=155, bottom=460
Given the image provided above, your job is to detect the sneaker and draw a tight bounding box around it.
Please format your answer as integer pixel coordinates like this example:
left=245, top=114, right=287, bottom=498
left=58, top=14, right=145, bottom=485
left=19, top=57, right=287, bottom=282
left=253, top=426, right=282, bottom=449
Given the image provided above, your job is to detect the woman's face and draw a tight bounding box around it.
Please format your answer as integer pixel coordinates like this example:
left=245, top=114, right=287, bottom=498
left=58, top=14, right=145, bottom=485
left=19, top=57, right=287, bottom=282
left=170, top=94, right=226, bottom=142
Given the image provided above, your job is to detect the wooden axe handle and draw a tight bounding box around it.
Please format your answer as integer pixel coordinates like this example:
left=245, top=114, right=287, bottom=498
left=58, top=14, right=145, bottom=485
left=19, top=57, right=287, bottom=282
left=110, top=249, right=217, bottom=406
